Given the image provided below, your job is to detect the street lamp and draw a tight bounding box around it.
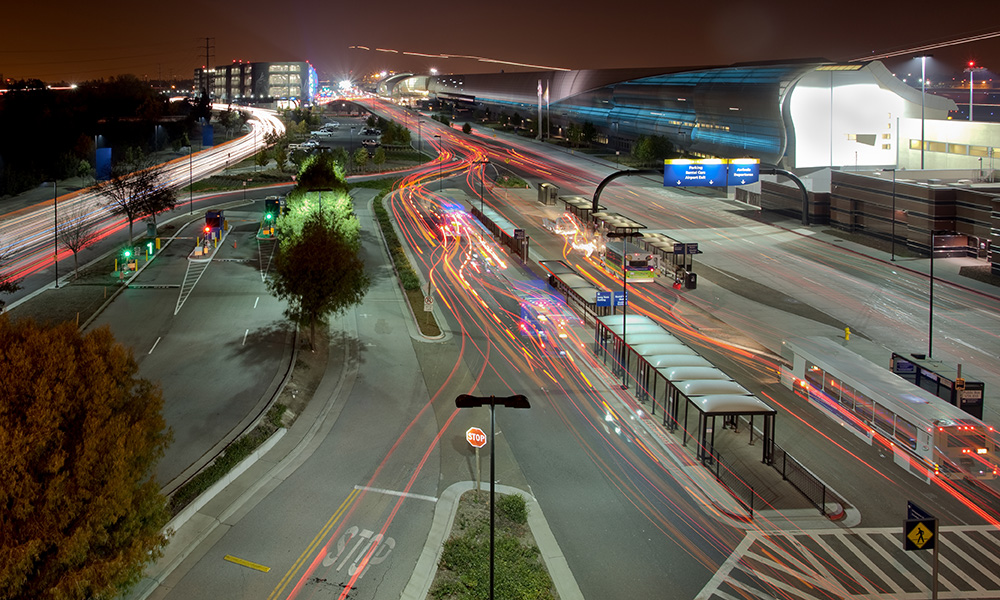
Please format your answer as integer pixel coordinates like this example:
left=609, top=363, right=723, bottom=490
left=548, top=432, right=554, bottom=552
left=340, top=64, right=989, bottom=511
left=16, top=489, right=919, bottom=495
left=928, top=231, right=939, bottom=359
left=52, top=181, right=58, bottom=288
left=964, top=61, right=987, bottom=121
left=474, top=158, right=489, bottom=212
left=418, top=120, right=423, bottom=156
left=189, top=140, right=194, bottom=215
left=455, top=394, right=531, bottom=600
left=606, top=230, right=643, bottom=388
left=435, top=134, right=442, bottom=191
left=915, top=54, right=932, bottom=170
left=883, top=168, right=897, bottom=260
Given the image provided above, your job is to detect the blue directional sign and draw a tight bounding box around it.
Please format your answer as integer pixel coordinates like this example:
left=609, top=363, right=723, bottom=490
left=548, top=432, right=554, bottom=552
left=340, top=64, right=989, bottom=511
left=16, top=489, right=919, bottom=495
left=613, top=291, right=628, bottom=307
left=664, top=159, right=727, bottom=187
left=595, top=291, right=612, bottom=307
left=727, top=159, right=760, bottom=186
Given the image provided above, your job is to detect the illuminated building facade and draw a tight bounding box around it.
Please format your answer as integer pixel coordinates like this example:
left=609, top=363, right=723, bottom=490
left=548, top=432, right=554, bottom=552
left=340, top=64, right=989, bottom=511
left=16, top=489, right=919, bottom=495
left=194, top=61, right=318, bottom=105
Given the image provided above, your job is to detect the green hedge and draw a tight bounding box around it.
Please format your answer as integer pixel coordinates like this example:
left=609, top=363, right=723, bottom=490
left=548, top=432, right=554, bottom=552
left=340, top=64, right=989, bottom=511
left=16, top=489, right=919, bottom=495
left=373, top=191, right=422, bottom=291
left=167, top=404, right=286, bottom=515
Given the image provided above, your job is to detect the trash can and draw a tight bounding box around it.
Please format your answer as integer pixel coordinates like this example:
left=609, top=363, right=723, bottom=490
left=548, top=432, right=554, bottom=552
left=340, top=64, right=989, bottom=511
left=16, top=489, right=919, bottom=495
left=685, top=272, right=698, bottom=290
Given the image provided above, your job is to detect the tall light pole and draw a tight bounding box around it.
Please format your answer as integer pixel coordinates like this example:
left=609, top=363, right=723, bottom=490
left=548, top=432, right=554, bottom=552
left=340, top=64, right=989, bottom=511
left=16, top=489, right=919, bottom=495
left=917, top=55, right=932, bottom=169
left=418, top=120, right=423, bottom=156
left=189, top=140, right=194, bottom=215
left=964, top=61, right=986, bottom=121
left=455, top=394, right=530, bottom=600
left=52, top=181, right=58, bottom=288
left=928, top=231, right=937, bottom=359
left=606, top=230, right=642, bottom=388
left=883, top=168, right=897, bottom=260
left=435, top=134, right=442, bottom=191
left=474, top=158, right=489, bottom=212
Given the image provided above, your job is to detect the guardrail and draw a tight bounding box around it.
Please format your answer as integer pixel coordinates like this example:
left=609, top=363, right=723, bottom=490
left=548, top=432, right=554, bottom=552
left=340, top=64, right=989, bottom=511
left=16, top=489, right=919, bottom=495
left=705, top=447, right=755, bottom=519
left=770, top=442, right=846, bottom=516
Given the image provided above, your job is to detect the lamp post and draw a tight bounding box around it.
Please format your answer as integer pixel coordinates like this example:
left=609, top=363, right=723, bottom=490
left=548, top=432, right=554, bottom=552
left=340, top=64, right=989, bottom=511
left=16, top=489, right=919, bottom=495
left=52, top=181, right=58, bottom=288
left=928, top=231, right=936, bottom=359
left=474, top=158, right=489, bottom=212
left=455, top=394, right=531, bottom=600
left=418, top=120, right=423, bottom=156
left=189, top=140, right=194, bottom=215
left=916, top=55, right=932, bottom=170
left=883, top=168, right=897, bottom=260
left=606, top=230, right=642, bottom=388
left=964, top=61, right=986, bottom=121
left=435, top=134, right=442, bottom=191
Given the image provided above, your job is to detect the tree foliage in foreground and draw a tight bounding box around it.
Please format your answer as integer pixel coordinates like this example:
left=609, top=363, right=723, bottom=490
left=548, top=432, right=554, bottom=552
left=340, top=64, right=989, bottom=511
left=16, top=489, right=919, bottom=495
left=0, top=317, right=171, bottom=600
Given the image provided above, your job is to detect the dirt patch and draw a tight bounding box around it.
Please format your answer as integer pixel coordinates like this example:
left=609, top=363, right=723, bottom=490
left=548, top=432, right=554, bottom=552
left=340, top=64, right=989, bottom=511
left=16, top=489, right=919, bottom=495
left=277, top=328, right=330, bottom=424
left=406, top=288, right=441, bottom=337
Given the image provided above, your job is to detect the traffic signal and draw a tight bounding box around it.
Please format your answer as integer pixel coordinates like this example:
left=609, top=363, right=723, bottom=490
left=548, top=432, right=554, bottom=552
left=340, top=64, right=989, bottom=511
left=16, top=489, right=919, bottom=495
left=123, top=248, right=132, bottom=259
left=204, top=225, right=211, bottom=235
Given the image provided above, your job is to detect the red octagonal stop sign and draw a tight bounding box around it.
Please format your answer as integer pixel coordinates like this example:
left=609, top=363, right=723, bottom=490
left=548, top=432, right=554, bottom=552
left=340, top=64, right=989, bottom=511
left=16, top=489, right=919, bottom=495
left=466, top=427, right=487, bottom=448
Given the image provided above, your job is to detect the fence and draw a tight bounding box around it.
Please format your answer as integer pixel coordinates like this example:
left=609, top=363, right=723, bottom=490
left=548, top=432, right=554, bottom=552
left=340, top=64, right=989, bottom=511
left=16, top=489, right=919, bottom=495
left=770, top=442, right=846, bottom=515
left=705, top=447, right=756, bottom=519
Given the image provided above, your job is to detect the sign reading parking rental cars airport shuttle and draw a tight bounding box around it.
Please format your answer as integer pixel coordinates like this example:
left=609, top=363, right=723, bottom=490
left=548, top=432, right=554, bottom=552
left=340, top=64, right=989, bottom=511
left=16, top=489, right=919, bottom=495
left=663, top=158, right=760, bottom=187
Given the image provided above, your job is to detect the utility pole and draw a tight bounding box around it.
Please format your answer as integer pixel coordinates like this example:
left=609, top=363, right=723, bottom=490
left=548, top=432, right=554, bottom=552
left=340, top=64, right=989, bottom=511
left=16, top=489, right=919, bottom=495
left=198, top=37, right=215, bottom=97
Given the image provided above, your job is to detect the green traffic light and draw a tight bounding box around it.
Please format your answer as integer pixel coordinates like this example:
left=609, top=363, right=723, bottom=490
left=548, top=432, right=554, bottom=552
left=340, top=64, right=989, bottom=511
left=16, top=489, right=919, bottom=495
left=123, top=250, right=132, bottom=258
left=265, top=213, right=274, bottom=221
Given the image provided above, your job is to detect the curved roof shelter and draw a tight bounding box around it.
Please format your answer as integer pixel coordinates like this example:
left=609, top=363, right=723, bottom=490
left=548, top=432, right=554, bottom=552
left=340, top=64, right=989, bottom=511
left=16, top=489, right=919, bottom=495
left=650, top=355, right=715, bottom=369
left=631, top=343, right=696, bottom=357
left=661, top=366, right=732, bottom=382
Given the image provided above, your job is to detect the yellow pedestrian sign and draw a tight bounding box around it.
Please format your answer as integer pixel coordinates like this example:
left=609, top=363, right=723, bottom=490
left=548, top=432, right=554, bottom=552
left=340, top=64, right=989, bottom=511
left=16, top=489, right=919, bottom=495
left=905, top=518, right=936, bottom=551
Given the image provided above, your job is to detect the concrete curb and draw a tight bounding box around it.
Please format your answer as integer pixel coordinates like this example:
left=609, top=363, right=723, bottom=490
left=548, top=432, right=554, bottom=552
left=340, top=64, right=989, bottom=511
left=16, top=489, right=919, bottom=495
left=400, top=481, right=583, bottom=600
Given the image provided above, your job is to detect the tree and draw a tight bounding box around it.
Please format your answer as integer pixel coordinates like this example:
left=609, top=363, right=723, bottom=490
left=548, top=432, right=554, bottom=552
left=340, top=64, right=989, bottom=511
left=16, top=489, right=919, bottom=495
left=510, top=112, right=523, bottom=129
left=582, top=121, right=597, bottom=146
left=353, top=147, right=369, bottom=171
left=462, top=122, right=472, bottom=135
left=0, top=241, right=22, bottom=309
left=567, top=123, right=582, bottom=147
left=273, top=145, right=288, bottom=173
left=58, top=205, right=101, bottom=279
left=255, top=148, right=269, bottom=170
left=96, top=148, right=175, bottom=241
left=268, top=213, right=369, bottom=349
left=0, top=317, right=171, bottom=600
left=372, top=146, right=386, bottom=169
left=296, top=153, right=350, bottom=195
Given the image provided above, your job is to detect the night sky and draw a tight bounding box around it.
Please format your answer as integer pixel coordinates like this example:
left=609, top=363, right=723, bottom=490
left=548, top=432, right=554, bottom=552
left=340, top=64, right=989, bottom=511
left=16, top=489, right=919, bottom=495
left=2, top=0, right=996, bottom=86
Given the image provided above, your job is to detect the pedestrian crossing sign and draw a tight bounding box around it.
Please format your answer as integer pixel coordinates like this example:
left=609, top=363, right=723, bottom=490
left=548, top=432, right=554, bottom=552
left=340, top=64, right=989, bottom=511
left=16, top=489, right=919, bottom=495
left=905, top=519, right=936, bottom=551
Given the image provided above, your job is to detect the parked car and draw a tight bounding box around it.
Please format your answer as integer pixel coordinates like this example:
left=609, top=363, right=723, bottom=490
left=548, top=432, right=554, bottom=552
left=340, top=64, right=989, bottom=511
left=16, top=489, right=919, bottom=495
left=322, top=122, right=340, bottom=130
left=290, top=139, right=320, bottom=151
left=361, top=138, right=380, bottom=148
left=310, top=130, right=334, bottom=137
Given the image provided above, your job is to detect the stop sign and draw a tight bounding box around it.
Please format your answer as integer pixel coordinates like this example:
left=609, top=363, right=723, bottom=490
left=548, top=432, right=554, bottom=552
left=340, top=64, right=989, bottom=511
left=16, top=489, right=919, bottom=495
left=466, top=427, right=487, bottom=448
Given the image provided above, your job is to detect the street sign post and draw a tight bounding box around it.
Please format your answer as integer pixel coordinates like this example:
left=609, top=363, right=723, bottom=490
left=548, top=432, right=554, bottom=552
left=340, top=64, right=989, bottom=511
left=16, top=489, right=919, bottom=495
left=467, top=426, right=487, bottom=497
left=904, top=501, right=939, bottom=599
left=613, top=290, right=628, bottom=307
left=595, top=291, right=612, bottom=307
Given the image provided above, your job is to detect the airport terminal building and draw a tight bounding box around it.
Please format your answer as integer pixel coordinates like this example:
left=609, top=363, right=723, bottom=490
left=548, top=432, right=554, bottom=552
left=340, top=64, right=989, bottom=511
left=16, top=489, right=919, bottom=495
left=390, top=61, right=1000, bottom=272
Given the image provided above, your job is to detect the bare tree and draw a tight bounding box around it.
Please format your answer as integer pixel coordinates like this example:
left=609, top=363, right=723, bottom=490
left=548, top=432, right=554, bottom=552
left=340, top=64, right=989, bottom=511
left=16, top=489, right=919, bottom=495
left=58, top=205, right=101, bottom=280
left=96, top=148, right=176, bottom=242
left=0, top=240, right=22, bottom=310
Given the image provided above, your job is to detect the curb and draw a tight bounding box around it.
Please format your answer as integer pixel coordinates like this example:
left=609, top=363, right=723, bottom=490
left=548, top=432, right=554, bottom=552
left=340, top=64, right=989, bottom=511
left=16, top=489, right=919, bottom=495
left=399, top=481, right=583, bottom=600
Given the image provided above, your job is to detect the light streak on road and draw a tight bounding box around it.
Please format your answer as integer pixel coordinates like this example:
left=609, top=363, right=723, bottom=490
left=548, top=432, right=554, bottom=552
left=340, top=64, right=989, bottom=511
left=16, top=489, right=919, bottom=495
left=0, top=105, right=283, bottom=286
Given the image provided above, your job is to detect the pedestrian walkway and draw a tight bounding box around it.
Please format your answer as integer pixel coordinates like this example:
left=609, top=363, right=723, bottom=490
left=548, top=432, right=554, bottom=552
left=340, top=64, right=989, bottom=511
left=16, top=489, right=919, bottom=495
left=697, top=525, right=1000, bottom=599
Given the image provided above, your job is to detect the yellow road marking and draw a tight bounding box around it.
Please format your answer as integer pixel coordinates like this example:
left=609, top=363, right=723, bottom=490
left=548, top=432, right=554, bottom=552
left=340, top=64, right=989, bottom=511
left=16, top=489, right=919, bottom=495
left=268, top=488, right=361, bottom=600
left=225, top=555, right=271, bottom=573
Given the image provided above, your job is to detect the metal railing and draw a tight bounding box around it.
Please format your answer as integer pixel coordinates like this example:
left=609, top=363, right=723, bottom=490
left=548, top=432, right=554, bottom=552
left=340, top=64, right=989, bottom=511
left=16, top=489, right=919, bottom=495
left=705, top=447, right=755, bottom=519
left=770, top=442, right=845, bottom=515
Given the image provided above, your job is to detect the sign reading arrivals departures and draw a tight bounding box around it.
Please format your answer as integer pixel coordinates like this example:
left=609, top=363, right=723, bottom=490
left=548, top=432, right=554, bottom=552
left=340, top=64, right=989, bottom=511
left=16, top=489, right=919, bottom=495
left=663, top=158, right=760, bottom=187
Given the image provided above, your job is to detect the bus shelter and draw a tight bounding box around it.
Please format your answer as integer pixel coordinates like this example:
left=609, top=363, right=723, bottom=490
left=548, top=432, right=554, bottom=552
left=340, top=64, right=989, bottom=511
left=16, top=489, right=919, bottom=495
left=684, top=394, right=776, bottom=465
left=642, top=232, right=690, bottom=272
left=560, top=195, right=604, bottom=222
left=591, top=211, right=646, bottom=237
left=539, top=260, right=607, bottom=324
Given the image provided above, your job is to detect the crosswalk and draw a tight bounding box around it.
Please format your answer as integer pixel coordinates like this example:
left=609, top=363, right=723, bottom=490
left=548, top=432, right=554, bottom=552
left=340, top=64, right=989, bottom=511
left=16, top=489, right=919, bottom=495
left=698, top=525, right=1000, bottom=599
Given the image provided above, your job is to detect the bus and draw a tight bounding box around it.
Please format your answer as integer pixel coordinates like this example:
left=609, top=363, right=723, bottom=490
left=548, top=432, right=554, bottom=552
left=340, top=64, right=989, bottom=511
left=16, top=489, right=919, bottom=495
left=603, top=241, right=657, bottom=282
left=783, top=337, right=998, bottom=482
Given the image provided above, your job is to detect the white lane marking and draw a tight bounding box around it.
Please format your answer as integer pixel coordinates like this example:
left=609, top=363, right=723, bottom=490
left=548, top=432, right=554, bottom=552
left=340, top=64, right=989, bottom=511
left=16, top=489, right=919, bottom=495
left=354, top=485, right=438, bottom=503
left=944, top=335, right=990, bottom=355
left=253, top=296, right=259, bottom=309
left=148, top=337, right=161, bottom=355
left=242, top=329, right=249, bottom=346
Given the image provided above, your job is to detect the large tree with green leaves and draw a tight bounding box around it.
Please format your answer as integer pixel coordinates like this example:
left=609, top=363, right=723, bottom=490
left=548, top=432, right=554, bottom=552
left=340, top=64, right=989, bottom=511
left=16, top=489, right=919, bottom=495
left=0, top=317, right=171, bottom=600
left=268, top=150, right=369, bottom=348
left=268, top=213, right=369, bottom=348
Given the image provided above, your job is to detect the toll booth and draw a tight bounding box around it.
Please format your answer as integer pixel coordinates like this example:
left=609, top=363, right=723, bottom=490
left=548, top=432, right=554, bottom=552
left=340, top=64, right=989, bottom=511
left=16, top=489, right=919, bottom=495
left=890, top=352, right=985, bottom=419
left=205, top=210, right=224, bottom=238
left=538, top=183, right=558, bottom=205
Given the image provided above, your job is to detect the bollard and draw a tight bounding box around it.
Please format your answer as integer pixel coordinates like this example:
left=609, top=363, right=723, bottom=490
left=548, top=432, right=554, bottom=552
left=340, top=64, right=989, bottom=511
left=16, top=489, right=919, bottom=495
left=845, top=327, right=851, bottom=341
